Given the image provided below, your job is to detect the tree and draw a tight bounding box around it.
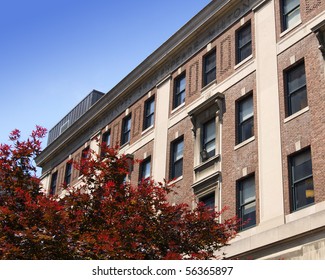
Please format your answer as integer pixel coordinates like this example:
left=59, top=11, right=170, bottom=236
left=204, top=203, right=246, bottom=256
left=0, top=127, right=239, bottom=259
left=0, top=127, right=72, bottom=259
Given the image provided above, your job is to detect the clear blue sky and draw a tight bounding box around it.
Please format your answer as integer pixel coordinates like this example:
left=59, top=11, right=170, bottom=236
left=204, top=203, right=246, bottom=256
left=0, top=0, right=211, bottom=147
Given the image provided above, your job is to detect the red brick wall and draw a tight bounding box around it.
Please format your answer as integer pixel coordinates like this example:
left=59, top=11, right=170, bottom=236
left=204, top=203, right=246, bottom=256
left=277, top=33, right=325, bottom=215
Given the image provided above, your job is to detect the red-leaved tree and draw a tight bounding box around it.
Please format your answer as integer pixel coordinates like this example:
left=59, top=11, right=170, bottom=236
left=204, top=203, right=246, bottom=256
left=0, top=127, right=239, bottom=259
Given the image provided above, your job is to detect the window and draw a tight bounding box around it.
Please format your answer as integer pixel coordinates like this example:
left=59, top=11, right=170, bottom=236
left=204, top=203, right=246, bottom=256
left=81, top=146, right=90, bottom=160
left=101, top=130, right=111, bottom=158
left=173, top=73, right=186, bottom=109
left=80, top=146, right=90, bottom=176
left=102, top=130, right=111, bottom=147
left=236, top=22, right=252, bottom=64
left=199, top=192, right=215, bottom=211
left=237, top=94, right=254, bottom=143
left=237, top=175, right=256, bottom=230
left=201, top=119, right=216, bottom=161
left=281, top=0, right=301, bottom=31
left=121, top=115, right=131, bottom=145
left=49, top=172, right=58, bottom=195
left=143, top=97, right=155, bottom=130
left=139, top=157, right=151, bottom=181
left=285, top=62, right=307, bottom=116
left=170, top=137, right=184, bottom=179
left=203, top=50, right=216, bottom=86
left=64, top=162, right=72, bottom=185
left=289, top=148, right=314, bottom=211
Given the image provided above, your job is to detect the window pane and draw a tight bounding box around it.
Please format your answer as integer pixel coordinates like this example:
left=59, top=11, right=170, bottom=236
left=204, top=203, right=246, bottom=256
left=283, top=0, right=300, bottom=14
left=204, top=51, right=216, bottom=85
left=172, top=138, right=184, bottom=178
left=287, top=64, right=306, bottom=93
left=174, top=141, right=184, bottom=162
left=239, top=44, right=252, bottom=61
left=204, top=120, right=215, bottom=143
left=203, top=119, right=216, bottom=157
left=122, top=116, right=131, bottom=144
left=141, top=159, right=151, bottom=180
left=238, top=95, right=254, bottom=143
left=173, top=159, right=183, bottom=178
left=125, top=118, right=131, bottom=132
left=200, top=192, right=215, bottom=210
left=286, top=63, right=307, bottom=115
left=144, top=98, right=155, bottom=129
left=102, top=132, right=110, bottom=146
left=205, top=69, right=216, bottom=85
left=292, top=151, right=312, bottom=181
left=239, top=96, right=253, bottom=122
left=205, top=52, right=216, bottom=72
left=241, top=176, right=255, bottom=204
left=286, top=7, right=301, bottom=29
left=179, top=76, right=186, bottom=92
left=290, top=87, right=307, bottom=114
left=50, top=172, right=58, bottom=195
left=242, top=201, right=256, bottom=229
left=65, top=163, right=72, bottom=185
left=294, top=178, right=314, bottom=210
left=238, top=25, right=251, bottom=48
left=174, top=74, right=186, bottom=108
left=237, top=175, right=256, bottom=231
left=240, top=118, right=254, bottom=142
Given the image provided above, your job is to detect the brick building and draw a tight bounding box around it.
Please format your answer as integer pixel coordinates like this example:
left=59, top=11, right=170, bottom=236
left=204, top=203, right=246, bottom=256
left=36, top=0, right=325, bottom=259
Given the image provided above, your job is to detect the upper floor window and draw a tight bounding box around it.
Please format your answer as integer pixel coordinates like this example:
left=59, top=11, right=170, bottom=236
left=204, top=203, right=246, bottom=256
left=121, top=115, right=131, bottom=145
left=236, top=22, right=252, bottom=64
left=139, top=157, right=151, bottom=181
left=281, top=0, right=301, bottom=31
left=64, top=162, right=72, bottom=185
left=143, top=97, right=155, bottom=130
left=102, top=130, right=111, bottom=147
left=203, top=49, right=216, bottom=87
left=285, top=61, right=307, bottom=116
left=201, top=118, right=216, bottom=161
left=289, top=148, right=314, bottom=212
left=237, top=94, right=254, bottom=144
left=237, top=175, right=256, bottom=231
left=49, top=172, right=58, bottom=195
left=173, top=73, right=186, bottom=109
left=170, top=137, right=184, bottom=179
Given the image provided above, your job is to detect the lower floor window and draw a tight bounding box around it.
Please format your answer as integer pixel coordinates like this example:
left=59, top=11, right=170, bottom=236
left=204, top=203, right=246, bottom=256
left=289, top=148, right=314, bottom=211
left=139, top=157, right=151, bottom=181
left=237, top=175, right=256, bottom=230
left=199, top=192, right=215, bottom=211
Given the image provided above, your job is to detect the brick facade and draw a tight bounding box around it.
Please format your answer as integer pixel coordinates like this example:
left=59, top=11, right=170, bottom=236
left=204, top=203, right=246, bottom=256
left=38, top=0, right=325, bottom=259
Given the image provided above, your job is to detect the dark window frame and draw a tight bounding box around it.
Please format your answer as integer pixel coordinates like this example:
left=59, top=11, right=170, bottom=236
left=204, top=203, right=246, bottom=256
left=173, top=73, right=186, bottom=109
left=102, top=130, right=111, bottom=147
left=237, top=174, right=256, bottom=231
left=281, top=0, right=301, bottom=31
left=236, top=22, right=252, bottom=64
left=284, top=61, right=307, bottom=116
left=49, top=172, right=58, bottom=195
left=64, top=162, right=72, bottom=185
left=289, top=148, right=314, bottom=212
left=143, top=96, right=155, bottom=130
left=203, top=49, right=216, bottom=87
left=202, top=118, right=216, bottom=160
left=121, top=114, right=132, bottom=145
left=199, top=192, right=215, bottom=211
left=139, top=156, right=151, bottom=181
left=170, top=136, right=184, bottom=180
left=236, top=93, right=254, bottom=144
